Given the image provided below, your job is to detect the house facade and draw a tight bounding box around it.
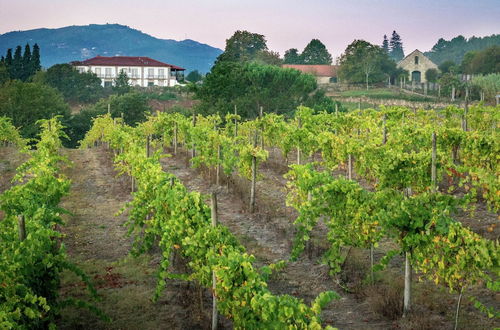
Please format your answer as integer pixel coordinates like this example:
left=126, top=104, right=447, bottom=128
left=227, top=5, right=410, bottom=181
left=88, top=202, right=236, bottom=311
left=397, top=50, right=438, bottom=84
left=71, top=56, right=185, bottom=87
left=282, top=64, right=338, bottom=84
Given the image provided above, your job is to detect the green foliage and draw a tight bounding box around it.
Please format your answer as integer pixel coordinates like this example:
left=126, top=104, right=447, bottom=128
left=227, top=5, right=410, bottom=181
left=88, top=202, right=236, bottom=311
left=426, top=34, right=500, bottom=66
left=382, top=35, right=389, bottom=54
left=438, top=60, right=458, bottom=74
left=216, top=30, right=268, bottom=63
left=0, top=116, right=26, bottom=147
left=338, top=40, right=396, bottom=86
left=0, top=80, right=70, bottom=141
left=186, top=70, right=203, bottom=83
left=470, top=74, right=500, bottom=100
left=113, top=71, right=131, bottom=95
left=43, top=63, right=103, bottom=103
left=1, top=43, right=41, bottom=82
left=196, top=61, right=317, bottom=117
left=300, top=39, right=332, bottom=65
left=0, top=118, right=100, bottom=328
left=461, top=45, right=500, bottom=74
left=283, top=48, right=301, bottom=64
left=438, top=73, right=462, bottom=96
left=425, top=68, right=439, bottom=83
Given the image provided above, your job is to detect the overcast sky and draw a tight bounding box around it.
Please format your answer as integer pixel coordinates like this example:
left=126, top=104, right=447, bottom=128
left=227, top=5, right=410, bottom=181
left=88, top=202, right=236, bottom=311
left=1, top=0, right=499, bottom=60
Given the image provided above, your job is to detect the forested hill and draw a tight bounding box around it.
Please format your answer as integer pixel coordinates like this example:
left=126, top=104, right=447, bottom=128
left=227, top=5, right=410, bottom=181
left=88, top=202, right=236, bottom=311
left=0, top=24, right=222, bottom=73
left=424, top=34, right=500, bottom=65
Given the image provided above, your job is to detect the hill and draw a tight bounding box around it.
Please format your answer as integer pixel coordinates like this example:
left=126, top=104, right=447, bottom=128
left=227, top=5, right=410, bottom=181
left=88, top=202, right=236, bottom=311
left=0, top=24, right=222, bottom=73
left=424, top=34, right=500, bottom=65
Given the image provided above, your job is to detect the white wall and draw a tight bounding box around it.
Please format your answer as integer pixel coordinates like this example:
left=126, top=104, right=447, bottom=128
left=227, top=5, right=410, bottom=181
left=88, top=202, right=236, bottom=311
left=75, top=65, right=174, bottom=87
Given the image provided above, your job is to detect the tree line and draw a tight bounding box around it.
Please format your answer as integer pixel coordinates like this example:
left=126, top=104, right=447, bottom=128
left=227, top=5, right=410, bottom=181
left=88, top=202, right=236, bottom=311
left=0, top=44, right=41, bottom=82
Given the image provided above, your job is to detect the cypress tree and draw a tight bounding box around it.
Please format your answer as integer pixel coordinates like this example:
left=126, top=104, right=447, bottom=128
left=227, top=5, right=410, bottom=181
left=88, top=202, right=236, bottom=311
left=12, top=45, right=23, bottom=80
left=382, top=35, right=389, bottom=54
left=5, top=49, right=13, bottom=76
left=0, top=56, right=4, bottom=65
left=31, top=43, right=41, bottom=74
left=22, top=43, right=31, bottom=81
left=389, top=31, right=405, bottom=62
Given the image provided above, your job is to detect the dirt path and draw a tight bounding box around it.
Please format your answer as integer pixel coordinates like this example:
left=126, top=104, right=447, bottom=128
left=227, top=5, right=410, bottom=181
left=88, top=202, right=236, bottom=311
left=160, top=151, right=391, bottom=329
left=57, top=147, right=210, bottom=330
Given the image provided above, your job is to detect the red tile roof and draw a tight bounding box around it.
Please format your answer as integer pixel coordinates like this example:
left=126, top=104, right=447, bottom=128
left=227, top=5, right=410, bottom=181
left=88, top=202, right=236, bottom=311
left=282, top=64, right=338, bottom=77
left=71, top=56, right=185, bottom=70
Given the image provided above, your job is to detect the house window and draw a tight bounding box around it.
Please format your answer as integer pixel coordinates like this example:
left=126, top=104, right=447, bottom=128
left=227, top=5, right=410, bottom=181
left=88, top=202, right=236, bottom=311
left=158, top=69, right=164, bottom=79
left=148, top=81, right=154, bottom=87
left=105, top=68, right=112, bottom=78
left=148, top=68, right=154, bottom=78
left=95, top=67, right=101, bottom=76
left=414, top=56, right=419, bottom=65
left=104, top=81, right=112, bottom=87
left=131, top=68, right=138, bottom=78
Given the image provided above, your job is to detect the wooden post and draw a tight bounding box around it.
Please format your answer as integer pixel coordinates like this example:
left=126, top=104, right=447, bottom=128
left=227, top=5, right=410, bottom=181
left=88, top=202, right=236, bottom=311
left=192, top=113, right=196, bottom=159
left=451, top=86, right=456, bottom=102
left=358, top=98, right=361, bottom=110
left=211, top=192, right=218, bottom=330
left=403, top=251, right=412, bottom=317
left=431, top=132, right=437, bottom=192
left=131, top=176, right=135, bottom=193
left=335, top=103, right=339, bottom=116
left=107, top=103, right=111, bottom=114
left=18, top=215, right=26, bottom=241
left=438, top=84, right=441, bottom=98
left=382, top=114, right=387, bottom=145
left=146, top=135, right=151, bottom=158
left=424, top=83, right=428, bottom=95
left=249, top=132, right=258, bottom=213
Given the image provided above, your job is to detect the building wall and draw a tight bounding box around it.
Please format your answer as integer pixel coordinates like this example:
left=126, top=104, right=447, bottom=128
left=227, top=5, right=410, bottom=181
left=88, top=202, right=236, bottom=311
left=75, top=65, right=179, bottom=87
left=397, top=50, right=438, bottom=83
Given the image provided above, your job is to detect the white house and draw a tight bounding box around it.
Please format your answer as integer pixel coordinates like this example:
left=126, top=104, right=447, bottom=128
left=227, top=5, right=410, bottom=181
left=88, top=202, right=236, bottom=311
left=71, top=56, right=185, bottom=87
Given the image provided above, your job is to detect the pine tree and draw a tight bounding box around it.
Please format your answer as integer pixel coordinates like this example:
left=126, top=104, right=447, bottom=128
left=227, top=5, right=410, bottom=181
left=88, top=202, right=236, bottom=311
left=5, top=49, right=13, bottom=76
left=382, top=35, right=389, bottom=54
left=31, top=43, right=41, bottom=74
left=389, top=31, right=405, bottom=62
left=22, top=43, right=31, bottom=81
left=301, top=39, right=332, bottom=65
left=283, top=48, right=301, bottom=64
left=12, top=46, right=23, bottom=80
left=0, top=56, right=4, bottom=65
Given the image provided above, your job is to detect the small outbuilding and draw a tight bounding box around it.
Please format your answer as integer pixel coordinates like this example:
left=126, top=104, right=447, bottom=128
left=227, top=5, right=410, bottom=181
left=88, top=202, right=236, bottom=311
left=397, top=50, right=438, bottom=84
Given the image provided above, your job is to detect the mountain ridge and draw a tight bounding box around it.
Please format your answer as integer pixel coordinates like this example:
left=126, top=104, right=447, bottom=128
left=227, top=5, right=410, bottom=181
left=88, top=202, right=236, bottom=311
left=0, top=24, right=223, bottom=73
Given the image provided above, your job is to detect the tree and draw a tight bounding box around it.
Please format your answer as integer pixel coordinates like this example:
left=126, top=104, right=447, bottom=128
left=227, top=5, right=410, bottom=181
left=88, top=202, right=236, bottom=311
left=300, top=39, right=332, bottom=65
left=31, top=43, right=41, bottom=75
left=113, top=70, right=131, bottom=95
left=470, top=74, right=500, bottom=101
left=186, top=70, right=203, bottom=83
left=21, top=43, right=31, bottom=81
left=426, top=34, right=500, bottom=65
left=254, top=50, right=283, bottom=66
left=425, top=68, right=439, bottom=83
left=389, top=31, right=404, bottom=62
left=43, top=64, right=103, bottom=103
left=382, top=35, right=389, bottom=54
left=0, top=64, right=9, bottom=85
left=338, top=40, right=395, bottom=88
left=216, top=30, right=268, bottom=63
left=438, top=60, right=458, bottom=74
left=284, top=48, right=301, bottom=64
left=463, top=46, right=500, bottom=74
left=5, top=49, right=12, bottom=68
left=11, top=46, right=23, bottom=80
left=196, top=61, right=317, bottom=118
left=0, top=81, right=70, bottom=140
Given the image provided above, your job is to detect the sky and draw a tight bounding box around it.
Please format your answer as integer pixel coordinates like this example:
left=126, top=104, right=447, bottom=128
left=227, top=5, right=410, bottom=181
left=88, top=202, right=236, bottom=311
left=1, top=0, right=499, bottom=60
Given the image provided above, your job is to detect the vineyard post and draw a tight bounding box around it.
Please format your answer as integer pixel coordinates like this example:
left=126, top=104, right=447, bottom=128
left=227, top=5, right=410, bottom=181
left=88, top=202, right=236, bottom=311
left=211, top=192, right=218, bottom=330
left=454, top=287, right=464, bottom=330
left=451, top=86, right=456, bottom=102
left=370, top=244, right=374, bottom=284
left=438, top=84, right=441, bottom=98
left=146, top=135, right=151, bottom=158
left=347, top=153, right=353, bottom=180
left=259, top=106, right=264, bottom=149
left=462, top=96, right=468, bottom=132
left=431, top=132, right=437, bottom=191
left=424, top=83, right=428, bottom=95
left=18, top=215, right=26, bottom=241
left=250, top=131, right=258, bottom=213
left=335, top=103, right=338, bottom=116
left=358, top=98, right=361, bottom=110
left=403, top=251, right=412, bottom=317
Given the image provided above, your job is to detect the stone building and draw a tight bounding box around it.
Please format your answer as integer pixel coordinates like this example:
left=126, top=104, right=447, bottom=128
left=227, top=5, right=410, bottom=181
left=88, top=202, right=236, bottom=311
left=397, top=50, right=438, bottom=84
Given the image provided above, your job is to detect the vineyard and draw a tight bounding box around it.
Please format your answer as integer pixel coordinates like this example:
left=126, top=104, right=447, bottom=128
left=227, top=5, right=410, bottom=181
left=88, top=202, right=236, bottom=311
left=0, top=104, right=498, bottom=329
